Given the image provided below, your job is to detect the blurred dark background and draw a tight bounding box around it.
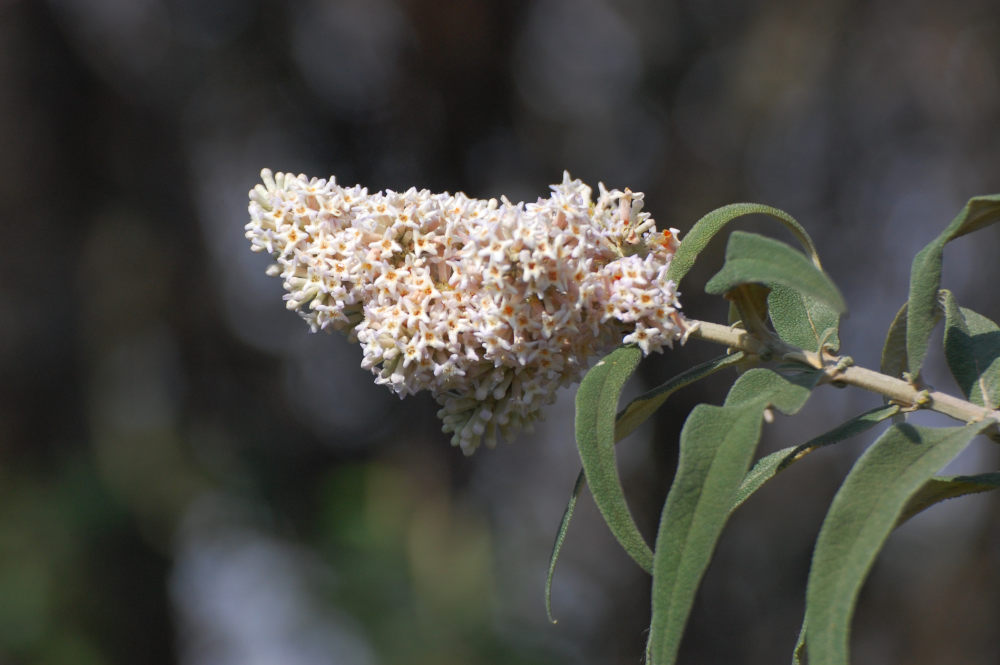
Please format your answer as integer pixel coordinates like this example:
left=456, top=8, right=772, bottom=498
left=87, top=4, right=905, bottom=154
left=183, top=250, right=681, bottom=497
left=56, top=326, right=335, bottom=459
left=3, top=0, right=1000, bottom=663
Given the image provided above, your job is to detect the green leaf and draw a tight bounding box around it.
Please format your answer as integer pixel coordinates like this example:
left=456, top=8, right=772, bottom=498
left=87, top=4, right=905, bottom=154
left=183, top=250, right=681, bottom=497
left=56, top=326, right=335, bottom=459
left=906, top=194, right=1000, bottom=380
left=723, top=367, right=823, bottom=411
left=545, top=469, right=585, bottom=623
left=553, top=352, right=743, bottom=620
left=805, top=421, right=989, bottom=665
left=574, top=345, right=652, bottom=572
left=648, top=402, right=762, bottom=665
left=667, top=203, right=822, bottom=287
left=897, top=472, right=1000, bottom=526
left=768, top=283, right=841, bottom=353
left=615, top=352, right=745, bottom=442
left=731, top=445, right=801, bottom=511
left=731, top=404, right=899, bottom=512
left=705, top=232, right=846, bottom=315
left=792, top=618, right=808, bottom=665
left=880, top=301, right=909, bottom=379
left=942, top=291, right=1000, bottom=409
left=648, top=369, right=819, bottom=665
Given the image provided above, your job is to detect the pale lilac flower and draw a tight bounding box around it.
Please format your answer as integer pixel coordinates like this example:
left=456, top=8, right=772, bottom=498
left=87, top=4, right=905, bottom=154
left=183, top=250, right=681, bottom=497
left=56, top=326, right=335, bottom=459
left=247, top=170, right=688, bottom=453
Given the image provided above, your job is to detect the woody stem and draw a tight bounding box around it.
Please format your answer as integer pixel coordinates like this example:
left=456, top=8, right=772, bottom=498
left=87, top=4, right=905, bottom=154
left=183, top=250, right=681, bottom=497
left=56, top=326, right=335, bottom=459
left=685, top=319, right=1000, bottom=429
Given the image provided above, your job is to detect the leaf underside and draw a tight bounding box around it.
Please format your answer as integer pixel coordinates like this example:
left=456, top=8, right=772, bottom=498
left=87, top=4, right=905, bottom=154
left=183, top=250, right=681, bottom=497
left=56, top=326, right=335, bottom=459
left=897, top=472, right=1000, bottom=526
left=545, top=469, right=586, bottom=622
left=905, top=195, right=1000, bottom=380
left=804, top=422, right=988, bottom=665
left=942, top=291, right=1000, bottom=409
left=732, top=404, right=899, bottom=512
left=615, top=353, right=746, bottom=442
left=880, top=301, right=910, bottom=379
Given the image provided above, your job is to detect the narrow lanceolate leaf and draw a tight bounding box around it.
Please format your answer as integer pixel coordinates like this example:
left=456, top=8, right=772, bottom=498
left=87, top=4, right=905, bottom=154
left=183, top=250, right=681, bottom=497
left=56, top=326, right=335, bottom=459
left=648, top=402, right=762, bottom=665
left=897, top=472, right=1000, bottom=526
left=906, top=194, right=1000, bottom=380
left=730, top=445, right=801, bottom=512
left=648, top=369, right=818, bottom=665
left=805, top=422, right=988, bottom=665
left=942, top=291, right=1000, bottom=409
left=667, top=203, right=822, bottom=287
left=731, top=405, right=899, bottom=512
left=545, top=469, right=586, bottom=622
left=880, top=301, right=909, bottom=379
left=574, top=345, right=652, bottom=572
left=705, top=232, right=846, bottom=315
left=615, top=353, right=745, bottom=442
left=768, top=283, right=841, bottom=353
left=552, top=352, right=743, bottom=617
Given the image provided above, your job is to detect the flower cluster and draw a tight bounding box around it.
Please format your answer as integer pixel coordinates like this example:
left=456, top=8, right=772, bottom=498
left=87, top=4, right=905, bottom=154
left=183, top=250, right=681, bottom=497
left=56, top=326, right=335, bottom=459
left=246, top=169, right=688, bottom=453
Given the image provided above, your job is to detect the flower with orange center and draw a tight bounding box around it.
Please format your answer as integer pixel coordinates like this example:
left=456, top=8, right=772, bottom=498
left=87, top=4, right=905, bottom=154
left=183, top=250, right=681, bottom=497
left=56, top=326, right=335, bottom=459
left=247, top=170, right=688, bottom=453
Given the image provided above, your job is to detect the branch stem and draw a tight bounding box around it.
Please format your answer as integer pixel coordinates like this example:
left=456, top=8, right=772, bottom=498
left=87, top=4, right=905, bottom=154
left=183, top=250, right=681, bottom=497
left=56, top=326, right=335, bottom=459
left=685, top=319, right=1000, bottom=427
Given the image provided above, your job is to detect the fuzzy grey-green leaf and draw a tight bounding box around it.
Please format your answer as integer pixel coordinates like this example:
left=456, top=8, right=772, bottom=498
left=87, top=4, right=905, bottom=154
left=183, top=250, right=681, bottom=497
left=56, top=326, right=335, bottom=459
left=667, top=203, right=821, bottom=287
left=905, top=194, right=1000, bottom=380
left=575, top=345, right=652, bottom=573
left=545, top=469, right=586, bottom=623
left=731, top=404, right=898, bottom=512
left=647, top=402, right=763, bottom=665
left=648, top=369, right=819, bottom=664
left=615, top=353, right=745, bottom=442
left=805, top=422, right=988, bottom=665
left=555, top=352, right=747, bottom=621
left=556, top=353, right=744, bottom=617
left=723, top=367, right=822, bottom=413
left=705, top=232, right=846, bottom=314
left=880, top=301, right=909, bottom=379
left=942, top=291, right=1000, bottom=409
left=897, top=472, right=1000, bottom=526
left=793, top=619, right=808, bottom=665
left=768, top=283, right=841, bottom=352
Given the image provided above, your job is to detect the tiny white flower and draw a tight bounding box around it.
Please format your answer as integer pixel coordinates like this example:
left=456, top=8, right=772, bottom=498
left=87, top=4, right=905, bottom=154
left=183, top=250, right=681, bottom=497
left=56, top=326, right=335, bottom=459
left=246, top=169, right=690, bottom=453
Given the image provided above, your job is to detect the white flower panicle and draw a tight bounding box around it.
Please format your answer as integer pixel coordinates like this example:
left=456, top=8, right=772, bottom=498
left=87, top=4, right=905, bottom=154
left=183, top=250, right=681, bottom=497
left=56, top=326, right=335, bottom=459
left=246, top=169, right=689, bottom=453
